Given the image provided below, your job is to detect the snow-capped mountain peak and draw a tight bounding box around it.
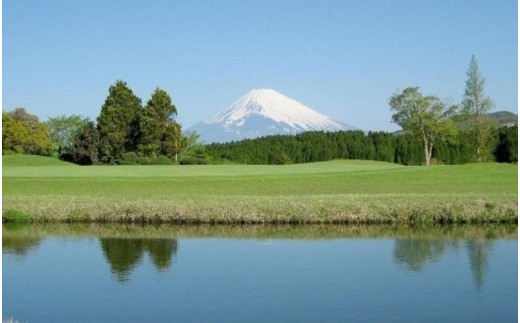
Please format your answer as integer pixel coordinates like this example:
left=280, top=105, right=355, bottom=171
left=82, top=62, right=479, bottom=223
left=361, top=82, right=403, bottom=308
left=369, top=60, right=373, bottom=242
left=188, top=89, right=356, bottom=143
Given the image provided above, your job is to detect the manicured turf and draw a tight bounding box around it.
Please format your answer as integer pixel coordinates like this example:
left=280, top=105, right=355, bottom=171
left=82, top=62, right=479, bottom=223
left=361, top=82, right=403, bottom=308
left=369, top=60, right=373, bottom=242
left=2, top=155, right=518, bottom=224
left=2, top=154, right=76, bottom=167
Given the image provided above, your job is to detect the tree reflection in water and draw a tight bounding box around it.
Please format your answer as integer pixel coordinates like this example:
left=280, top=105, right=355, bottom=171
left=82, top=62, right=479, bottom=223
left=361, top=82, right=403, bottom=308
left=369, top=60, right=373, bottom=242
left=2, top=236, right=43, bottom=257
left=393, top=237, right=493, bottom=291
left=466, top=239, right=493, bottom=292
left=100, top=238, right=178, bottom=282
left=393, top=238, right=448, bottom=271
left=2, top=223, right=509, bottom=290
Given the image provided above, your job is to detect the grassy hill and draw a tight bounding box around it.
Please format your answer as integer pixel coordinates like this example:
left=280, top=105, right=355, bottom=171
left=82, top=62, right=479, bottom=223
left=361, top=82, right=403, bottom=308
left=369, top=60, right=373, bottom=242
left=2, top=157, right=517, bottom=224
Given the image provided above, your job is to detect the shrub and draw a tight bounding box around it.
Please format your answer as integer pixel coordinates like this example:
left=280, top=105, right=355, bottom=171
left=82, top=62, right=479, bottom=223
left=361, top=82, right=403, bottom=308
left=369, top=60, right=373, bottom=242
left=180, top=157, right=207, bottom=165
left=137, top=156, right=151, bottom=165
left=152, top=155, right=172, bottom=165
left=119, top=152, right=138, bottom=165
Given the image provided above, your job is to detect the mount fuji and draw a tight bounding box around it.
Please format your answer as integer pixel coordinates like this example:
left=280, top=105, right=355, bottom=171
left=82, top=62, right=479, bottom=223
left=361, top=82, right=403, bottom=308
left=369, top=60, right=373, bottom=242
left=187, top=89, right=356, bottom=143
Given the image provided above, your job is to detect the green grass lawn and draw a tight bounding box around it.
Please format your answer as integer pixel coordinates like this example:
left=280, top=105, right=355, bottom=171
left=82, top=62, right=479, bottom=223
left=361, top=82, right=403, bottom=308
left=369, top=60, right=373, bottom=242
left=2, top=155, right=517, bottom=224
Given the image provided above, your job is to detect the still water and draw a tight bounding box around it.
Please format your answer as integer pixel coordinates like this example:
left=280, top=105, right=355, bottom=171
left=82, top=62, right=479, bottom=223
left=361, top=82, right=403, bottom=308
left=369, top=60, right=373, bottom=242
left=3, top=224, right=517, bottom=322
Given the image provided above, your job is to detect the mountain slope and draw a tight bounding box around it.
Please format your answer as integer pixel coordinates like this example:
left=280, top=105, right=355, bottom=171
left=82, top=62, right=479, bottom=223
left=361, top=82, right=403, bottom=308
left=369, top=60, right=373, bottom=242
left=188, top=89, right=356, bottom=143
left=488, top=111, right=517, bottom=126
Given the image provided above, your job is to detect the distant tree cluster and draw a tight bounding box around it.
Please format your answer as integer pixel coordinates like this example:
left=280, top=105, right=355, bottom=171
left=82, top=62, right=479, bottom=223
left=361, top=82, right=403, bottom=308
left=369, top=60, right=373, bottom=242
left=92, top=80, right=182, bottom=165
left=2, top=80, right=185, bottom=165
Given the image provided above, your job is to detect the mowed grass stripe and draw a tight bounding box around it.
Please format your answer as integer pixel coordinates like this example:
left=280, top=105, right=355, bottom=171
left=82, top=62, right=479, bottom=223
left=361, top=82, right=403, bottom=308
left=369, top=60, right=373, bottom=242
left=3, top=164, right=515, bottom=195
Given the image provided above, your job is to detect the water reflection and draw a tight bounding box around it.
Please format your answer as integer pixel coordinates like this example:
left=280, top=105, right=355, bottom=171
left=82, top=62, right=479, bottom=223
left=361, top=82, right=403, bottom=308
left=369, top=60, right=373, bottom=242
left=466, top=239, right=493, bottom=291
left=393, top=238, right=448, bottom=271
left=391, top=237, right=496, bottom=292
left=100, top=238, right=178, bottom=282
left=2, top=223, right=516, bottom=289
left=2, top=236, right=43, bottom=257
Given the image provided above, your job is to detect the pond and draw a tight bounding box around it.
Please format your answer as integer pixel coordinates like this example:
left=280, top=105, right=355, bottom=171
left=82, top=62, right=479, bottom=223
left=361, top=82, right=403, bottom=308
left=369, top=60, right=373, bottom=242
left=3, top=224, right=517, bottom=322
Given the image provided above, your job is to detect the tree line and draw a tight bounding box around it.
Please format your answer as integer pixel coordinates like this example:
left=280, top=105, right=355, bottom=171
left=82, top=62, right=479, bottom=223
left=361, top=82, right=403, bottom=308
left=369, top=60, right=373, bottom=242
left=203, top=126, right=517, bottom=165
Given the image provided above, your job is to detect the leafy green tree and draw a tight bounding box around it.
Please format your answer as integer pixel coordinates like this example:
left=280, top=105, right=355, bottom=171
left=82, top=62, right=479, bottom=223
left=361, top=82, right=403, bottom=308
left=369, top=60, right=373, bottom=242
left=138, top=88, right=178, bottom=158
left=389, top=87, right=457, bottom=166
left=9, top=107, right=39, bottom=127
left=97, top=80, right=142, bottom=163
left=462, top=55, right=495, bottom=162
left=45, top=115, right=90, bottom=154
left=179, top=131, right=205, bottom=161
left=2, top=108, right=52, bottom=156
left=27, top=123, right=54, bottom=156
left=2, top=113, right=30, bottom=154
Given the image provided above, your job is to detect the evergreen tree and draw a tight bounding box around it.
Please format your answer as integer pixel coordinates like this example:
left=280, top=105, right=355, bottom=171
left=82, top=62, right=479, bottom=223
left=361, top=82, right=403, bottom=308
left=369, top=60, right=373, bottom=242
left=494, top=126, right=517, bottom=163
left=97, top=80, right=142, bottom=163
left=462, top=55, right=495, bottom=162
left=72, top=122, right=100, bottom=165
left=138, top=88, right=178, bottom=158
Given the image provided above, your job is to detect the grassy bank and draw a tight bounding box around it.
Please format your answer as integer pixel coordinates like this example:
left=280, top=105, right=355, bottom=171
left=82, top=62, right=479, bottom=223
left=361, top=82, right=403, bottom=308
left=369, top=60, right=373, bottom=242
left=2, top=155, right=517, bottom=224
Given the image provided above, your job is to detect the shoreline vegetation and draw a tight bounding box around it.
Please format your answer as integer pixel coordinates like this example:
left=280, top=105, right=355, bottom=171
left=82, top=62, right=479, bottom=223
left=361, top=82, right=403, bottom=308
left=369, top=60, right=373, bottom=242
left=2, top=155, right=517, bottom=225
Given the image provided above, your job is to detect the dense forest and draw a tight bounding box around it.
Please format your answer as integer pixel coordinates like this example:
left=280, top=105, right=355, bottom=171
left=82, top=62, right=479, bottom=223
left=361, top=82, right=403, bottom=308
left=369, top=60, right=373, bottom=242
left=204, top=126, right=517, bottom=165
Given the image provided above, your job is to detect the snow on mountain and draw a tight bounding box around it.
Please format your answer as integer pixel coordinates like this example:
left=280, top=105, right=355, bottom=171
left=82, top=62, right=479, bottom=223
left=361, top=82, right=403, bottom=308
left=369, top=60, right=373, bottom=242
left=187, top=89, right=357, bottom=143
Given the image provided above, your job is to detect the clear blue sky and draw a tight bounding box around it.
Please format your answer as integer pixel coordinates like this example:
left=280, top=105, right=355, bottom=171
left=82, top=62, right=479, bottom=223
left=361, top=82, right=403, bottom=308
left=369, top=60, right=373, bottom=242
left=3, top=0, right=518, bottom=131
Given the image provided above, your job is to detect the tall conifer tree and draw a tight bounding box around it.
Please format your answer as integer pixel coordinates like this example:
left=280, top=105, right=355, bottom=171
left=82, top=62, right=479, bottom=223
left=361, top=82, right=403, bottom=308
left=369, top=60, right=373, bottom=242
left=138, top=88, right=178, bottom=158
left=462, top=55, right=495, bottom=162
left=97, top=80, right=142, bottom=163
